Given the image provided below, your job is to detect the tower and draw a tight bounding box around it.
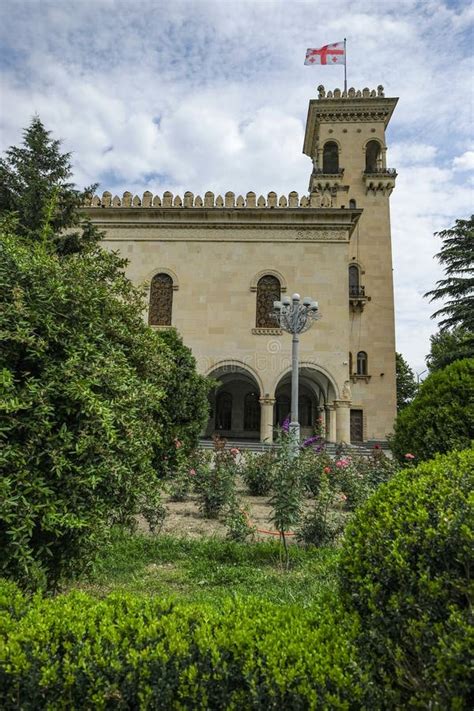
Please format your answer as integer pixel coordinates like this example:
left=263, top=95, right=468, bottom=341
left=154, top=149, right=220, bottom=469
left=303, top=84, right=398, bottom=441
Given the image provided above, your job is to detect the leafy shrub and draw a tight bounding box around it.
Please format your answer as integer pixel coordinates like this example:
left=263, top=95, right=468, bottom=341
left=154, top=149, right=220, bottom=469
left=194, top=438, right=239, bottom=518
left=390, top=358, right=474, bottom=463
left=269, top=431, right=304, bottom=566
left=224, top=501, right=254, bottom=542
left=0, top=582, right=365, bottom=709
left=298, top=448, right=333, bottom=498
left=240, top=450, right=276, bottom=496
left=297, top=472, right=346, bottom=547
left=0, top=233, right=208, bottom=590
left=339, top=449, right=474, bottom=709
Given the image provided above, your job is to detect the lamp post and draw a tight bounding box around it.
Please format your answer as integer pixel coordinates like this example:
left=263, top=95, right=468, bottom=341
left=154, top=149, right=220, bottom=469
left=273, top=293, right=320, bottom=456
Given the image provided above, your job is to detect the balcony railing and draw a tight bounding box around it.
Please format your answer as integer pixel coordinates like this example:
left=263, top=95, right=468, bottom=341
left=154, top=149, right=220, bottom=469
left=349, top=285, right=366, bottom=298
left=363, top=167, right=397, bottom=176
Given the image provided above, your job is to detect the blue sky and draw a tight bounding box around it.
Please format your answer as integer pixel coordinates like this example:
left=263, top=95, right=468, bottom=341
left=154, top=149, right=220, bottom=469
left=1, top=0, right=473, bottom=375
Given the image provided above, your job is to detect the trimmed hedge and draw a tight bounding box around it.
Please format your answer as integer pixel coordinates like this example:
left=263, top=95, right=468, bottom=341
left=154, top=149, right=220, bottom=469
left=0, top=584, right=364, bottom=709
left=339, top=448, right=474, bottom=709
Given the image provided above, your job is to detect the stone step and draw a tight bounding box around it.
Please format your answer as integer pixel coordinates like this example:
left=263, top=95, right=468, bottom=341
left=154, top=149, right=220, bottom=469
left=198, top=438, right=390, bottom=457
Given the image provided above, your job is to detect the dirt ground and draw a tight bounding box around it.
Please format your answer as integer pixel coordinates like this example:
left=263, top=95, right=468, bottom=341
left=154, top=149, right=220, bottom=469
left=138, top=479, right=297, bottom=541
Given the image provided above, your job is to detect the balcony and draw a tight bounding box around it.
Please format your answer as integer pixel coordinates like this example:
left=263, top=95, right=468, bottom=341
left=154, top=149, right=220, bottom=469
left=309, top=167, right=345, bottom=194
left=363, top=167, right=397, bottom=196
left=349, top=285, right=369, bottom=312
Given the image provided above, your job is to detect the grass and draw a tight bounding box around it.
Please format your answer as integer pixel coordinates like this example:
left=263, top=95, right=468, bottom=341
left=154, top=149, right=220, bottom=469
left=74, top=528, right=340, bottom=607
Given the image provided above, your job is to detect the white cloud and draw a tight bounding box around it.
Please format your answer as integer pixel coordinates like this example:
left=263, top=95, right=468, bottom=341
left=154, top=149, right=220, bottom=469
left=453, top=150, right=474, bottom=171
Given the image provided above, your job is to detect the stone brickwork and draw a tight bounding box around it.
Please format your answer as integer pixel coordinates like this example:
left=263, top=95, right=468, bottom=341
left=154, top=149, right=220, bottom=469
left=83, top=85, right=398, bottom=444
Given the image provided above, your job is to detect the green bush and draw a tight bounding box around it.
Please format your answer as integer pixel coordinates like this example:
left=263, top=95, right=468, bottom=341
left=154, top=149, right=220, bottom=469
left=339, top=449, right=474, bottom=709
left=0, top=232, right=209, bottom=590
left=241, top=450, right=276, bottom=496
left=0, top=582, right=364, bottom=710
left=194, top=439, right=238, bottom=519
left=390, top=358, right=474, bottom=463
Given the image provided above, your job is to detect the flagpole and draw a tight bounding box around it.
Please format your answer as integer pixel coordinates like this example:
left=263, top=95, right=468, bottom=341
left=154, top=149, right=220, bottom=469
left=344, top=38, right=347, bottom=93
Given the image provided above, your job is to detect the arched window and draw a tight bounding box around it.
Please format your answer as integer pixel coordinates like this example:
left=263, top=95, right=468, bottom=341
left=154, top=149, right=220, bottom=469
left=349, top=199, right=357, bottom=209
left=244, top=391, right=261, bottom=431
left=216, top=391, right=232, bottom=430
left=357, top=351, right=368, bottom=376
left=149, top=273, right=173, bottom=325
left=349, top=265, right=360, bottom=297
left=365, top=140, right=382, bottom=173
left=275, top=395, right=290, bottom=426
left=256, top=275, right=281, bottom=328
left=299, top=394, right=312, bottom=427
left=349, top=352, right=353, bottom=375
left=322, top=141, right=339, bottom=173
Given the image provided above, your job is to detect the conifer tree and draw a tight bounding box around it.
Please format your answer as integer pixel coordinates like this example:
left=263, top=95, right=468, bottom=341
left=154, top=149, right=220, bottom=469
left=0, top=116, right=99, bottom=255
left=425, top=216, right=474, bottom=332
left=395, top=352, right=417, bottom=411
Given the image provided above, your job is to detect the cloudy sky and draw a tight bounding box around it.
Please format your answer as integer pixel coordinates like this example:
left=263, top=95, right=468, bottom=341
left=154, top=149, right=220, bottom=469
left=1, top=0, right=473, bottom=375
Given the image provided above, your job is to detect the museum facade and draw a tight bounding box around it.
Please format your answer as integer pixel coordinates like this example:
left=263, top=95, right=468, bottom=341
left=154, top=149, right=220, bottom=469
left=84, top=84, right=398, bottom=444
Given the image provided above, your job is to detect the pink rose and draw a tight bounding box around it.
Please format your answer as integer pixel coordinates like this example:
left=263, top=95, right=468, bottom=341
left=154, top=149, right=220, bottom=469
left=336, top=459, right=349, bottom=468
left=404, top=453, right=415, bottom=460
left=340, top=493, right=347, bottom=501
left=189, top=468, right=196, bottom=476
left=230, top=448, right=240, bottom=456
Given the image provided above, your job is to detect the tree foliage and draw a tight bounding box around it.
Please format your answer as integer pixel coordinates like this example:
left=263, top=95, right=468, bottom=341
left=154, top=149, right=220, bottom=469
left=390, top=359, right=474, bottom=463
left=425, top=215, right=474, bottom=332
left=395, top=352, right=417, bottom=410
left=0, top=116, right=211, bottom=589
left=0, top=116, right=99, bottom=255
left=426, top=326, right=474, bottom=372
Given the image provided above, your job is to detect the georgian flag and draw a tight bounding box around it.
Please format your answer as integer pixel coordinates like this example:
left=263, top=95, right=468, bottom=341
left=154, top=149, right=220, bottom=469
left=305, top=42, right=345, bottom=65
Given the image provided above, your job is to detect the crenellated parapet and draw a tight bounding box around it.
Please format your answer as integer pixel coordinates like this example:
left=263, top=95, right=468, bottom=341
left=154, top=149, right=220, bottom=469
left=316, top=85, right=385, bottom=100
left=83, top=189, right=343, bottom=209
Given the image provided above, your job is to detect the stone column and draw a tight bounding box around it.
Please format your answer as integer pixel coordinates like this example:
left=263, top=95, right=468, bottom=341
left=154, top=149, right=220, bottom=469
left=335, top=400, right=351, bottom=444
left=325, top=403, right=336, bottom=443
left=259, top=397, right=275, bottom=443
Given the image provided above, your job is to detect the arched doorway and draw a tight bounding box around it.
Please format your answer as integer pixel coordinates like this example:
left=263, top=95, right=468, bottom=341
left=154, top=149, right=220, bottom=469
left=205, top=363, right=262, bottom=440
left=273, top=364, right=339, bottom=440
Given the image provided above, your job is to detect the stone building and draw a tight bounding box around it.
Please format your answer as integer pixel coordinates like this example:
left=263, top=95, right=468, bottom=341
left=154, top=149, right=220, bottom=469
left=84, top=84, right=398, bottom=445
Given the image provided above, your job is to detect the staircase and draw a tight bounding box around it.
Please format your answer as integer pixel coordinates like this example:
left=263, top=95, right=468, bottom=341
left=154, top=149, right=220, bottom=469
left=198, top=438, right=391, bottom=458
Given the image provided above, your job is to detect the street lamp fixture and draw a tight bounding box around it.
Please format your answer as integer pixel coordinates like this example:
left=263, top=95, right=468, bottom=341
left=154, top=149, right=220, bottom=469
left=273, top=293, right=321, bottom=455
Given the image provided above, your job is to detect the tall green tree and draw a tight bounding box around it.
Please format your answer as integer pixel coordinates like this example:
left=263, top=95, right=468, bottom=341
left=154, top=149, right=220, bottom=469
left=390, top=359, right=474, bottom=463
left=395, top=352, right=417, bottom=411
left=425, top=216, right=474, bottom=332
left=0, top=116, right=99, bottom=255
left=0, top=120, right=211, bottom=590
left=426, top=326, right=474, bottom=372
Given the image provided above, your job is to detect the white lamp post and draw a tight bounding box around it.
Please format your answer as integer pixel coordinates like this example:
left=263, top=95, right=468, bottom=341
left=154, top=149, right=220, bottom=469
left=273, top=293, right=320, bottom=455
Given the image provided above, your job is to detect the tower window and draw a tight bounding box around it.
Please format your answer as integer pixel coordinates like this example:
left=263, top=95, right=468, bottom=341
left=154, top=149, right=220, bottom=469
left=365, top=140, right=382, bottom=172
left=357, top=351, right=368, bottom=376
left=244, top=391, right=261, bottom=431
left=349, top=199, right=357, bottom=209
left=256, top=275, right=281, bottom=328
left=322, top=141, right=339, bottom=173
left=349, top=265, right=361, bottom=296
left=149, top=273, right=173, bottom=325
